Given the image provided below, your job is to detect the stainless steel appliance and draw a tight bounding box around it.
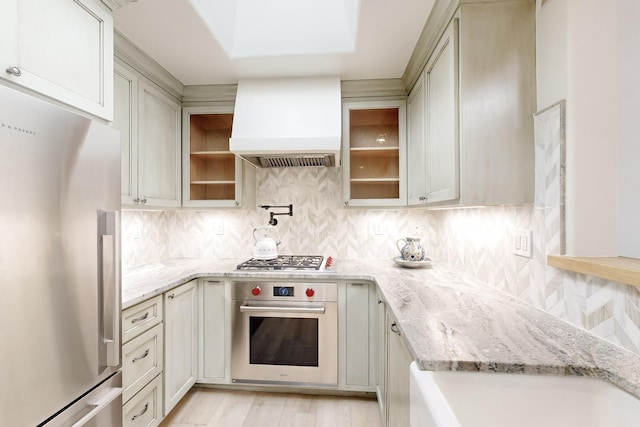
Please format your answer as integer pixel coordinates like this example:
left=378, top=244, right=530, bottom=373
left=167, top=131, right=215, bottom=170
left=236, top=255, right=335, bottom=272
left=231, top=281, right=338, bottom=387
left=0, top=85, right=122, bottom=426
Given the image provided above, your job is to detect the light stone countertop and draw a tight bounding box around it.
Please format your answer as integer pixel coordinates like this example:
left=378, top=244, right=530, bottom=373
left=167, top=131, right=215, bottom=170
left=122, top=257, right=640, bottom=399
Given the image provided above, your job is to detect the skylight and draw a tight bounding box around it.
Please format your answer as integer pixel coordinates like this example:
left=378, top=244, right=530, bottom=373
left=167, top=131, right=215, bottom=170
left=188, top=0, right=359, bottom=58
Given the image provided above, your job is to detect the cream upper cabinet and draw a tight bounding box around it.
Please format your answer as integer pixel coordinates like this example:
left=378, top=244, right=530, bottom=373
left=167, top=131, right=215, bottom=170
left=342, top=100, right=407, bottom=207
left=114, top=62, right=138, bottom=206
left=407, top=73, right=428, bottom=205
left=114, top=61, right=181, bottom=208
left=0, top=0, right=114, bottom=120
left=424, top=19, right=459, bottom=204
left=182, top=106, right=256, bottom=208
left=406, top=0, right=535, bottom=207
left=138, top=80, right=181, bottom=207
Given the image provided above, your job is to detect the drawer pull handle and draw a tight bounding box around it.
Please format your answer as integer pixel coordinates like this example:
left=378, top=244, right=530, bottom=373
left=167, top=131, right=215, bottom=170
left=131, top=312, right=149, bottom=324
left=131, top=402, right=149, bottom=421
left=132, top=349, right=149, bottom=363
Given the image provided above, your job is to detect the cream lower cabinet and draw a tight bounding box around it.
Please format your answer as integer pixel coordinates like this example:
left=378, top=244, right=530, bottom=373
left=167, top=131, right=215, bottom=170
left=339, top=282, right=377, bottom=391
left=385, top=312, right=412, bottom=427
left=0, top=0, right=114, bottom=120
left=122, top=295, right=164, bottom=427
left=164, top=280, right=198, bottom=415
left=407, top=0, right=535, bottom=207
left=114, top=60, right=181, bottom=208
left=198, top=279, right=228, bottom=383
left=376, top=292, right=388, bottom=419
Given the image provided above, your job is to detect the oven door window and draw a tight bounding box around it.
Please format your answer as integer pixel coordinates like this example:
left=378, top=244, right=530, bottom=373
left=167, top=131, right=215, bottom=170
left=249, top=317, right=319, bottom=367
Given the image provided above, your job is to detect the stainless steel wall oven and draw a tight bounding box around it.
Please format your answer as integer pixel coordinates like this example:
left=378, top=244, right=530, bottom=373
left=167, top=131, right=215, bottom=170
left=231, top=281, right=338, bottom=387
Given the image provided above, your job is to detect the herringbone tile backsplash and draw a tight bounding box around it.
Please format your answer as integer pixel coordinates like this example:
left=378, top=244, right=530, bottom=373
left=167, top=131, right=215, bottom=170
left=122, top=101, right=640, bottom=356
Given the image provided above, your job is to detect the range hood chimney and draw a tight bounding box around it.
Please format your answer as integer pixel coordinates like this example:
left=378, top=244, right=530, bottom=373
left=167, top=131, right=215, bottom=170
left=230, top=77, right=341, bottom=168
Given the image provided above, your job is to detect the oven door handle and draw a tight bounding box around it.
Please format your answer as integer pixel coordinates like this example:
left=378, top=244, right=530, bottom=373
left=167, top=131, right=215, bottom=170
left=240, top=305, right=326, bottom=314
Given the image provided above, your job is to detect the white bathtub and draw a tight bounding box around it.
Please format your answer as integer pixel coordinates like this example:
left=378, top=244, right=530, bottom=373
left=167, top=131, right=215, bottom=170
left=409, top=362, right=640, bottom=427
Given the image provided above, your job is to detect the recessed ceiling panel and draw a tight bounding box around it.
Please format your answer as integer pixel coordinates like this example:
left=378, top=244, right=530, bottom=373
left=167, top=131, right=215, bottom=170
left=190, top=0, right=358, bottom=58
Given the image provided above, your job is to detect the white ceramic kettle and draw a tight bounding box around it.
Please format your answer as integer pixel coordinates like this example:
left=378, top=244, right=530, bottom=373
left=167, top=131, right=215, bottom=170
left=253, top=226, right=280, bottom=260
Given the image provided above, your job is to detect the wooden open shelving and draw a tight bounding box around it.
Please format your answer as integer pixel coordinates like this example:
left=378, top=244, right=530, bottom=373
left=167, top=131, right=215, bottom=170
left=348, top=107, right=401, bottom=200
left=188, top=113, right=235, bottom=201
left=547, top=255, right=640, bottom=288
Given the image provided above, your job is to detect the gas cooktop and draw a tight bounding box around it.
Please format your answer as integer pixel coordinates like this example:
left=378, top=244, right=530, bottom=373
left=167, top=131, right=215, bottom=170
left=236, top=255, right=335, bottom=272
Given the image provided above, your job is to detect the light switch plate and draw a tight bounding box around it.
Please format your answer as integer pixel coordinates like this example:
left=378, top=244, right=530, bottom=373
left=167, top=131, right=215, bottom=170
left=213, top=221, right=224, bottom=235
left=513, top=229, right=532, bottom=258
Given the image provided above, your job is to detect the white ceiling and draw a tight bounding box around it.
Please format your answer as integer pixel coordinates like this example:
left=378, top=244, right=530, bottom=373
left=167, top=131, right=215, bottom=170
left=113, top=0, right=435, bottom=86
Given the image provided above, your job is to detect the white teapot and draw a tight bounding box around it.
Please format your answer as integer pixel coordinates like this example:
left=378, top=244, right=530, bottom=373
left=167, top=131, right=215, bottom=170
left=396, top=236, right=425, bottom=261
left=253, top=226, right=280, bottom=260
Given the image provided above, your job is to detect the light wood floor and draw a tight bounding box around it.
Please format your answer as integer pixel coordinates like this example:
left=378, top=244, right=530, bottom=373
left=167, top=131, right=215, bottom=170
left=160, top=387, right=383, bottom=427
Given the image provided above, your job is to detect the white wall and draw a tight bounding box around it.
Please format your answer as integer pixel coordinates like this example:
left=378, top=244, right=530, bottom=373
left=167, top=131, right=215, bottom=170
left=617, top=0, right=640, bottom=258
left=537, top=0, right=618, bottom=256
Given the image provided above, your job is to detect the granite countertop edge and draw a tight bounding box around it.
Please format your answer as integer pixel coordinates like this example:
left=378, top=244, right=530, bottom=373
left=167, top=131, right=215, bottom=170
left=122, top=257, right=640, bottom=399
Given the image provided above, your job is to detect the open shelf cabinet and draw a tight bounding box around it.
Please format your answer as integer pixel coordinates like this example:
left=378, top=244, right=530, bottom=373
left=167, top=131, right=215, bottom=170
left=182, top=107, right=255, bottom=208
left=342, top=101, right=406, bottom=206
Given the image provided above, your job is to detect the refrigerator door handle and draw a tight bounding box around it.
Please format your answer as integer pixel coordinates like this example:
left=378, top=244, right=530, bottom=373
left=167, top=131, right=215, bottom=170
left=70, top=386, right=122, bottom=427
left=101, top=211, right=120, bottom=367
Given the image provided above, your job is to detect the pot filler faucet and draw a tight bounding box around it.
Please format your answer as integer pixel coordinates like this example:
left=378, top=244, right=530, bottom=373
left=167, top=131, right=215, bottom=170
left=258, top=204, right=293, bottom=226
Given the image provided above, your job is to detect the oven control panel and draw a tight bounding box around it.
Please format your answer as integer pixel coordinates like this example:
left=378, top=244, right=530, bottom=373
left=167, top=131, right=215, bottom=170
left=233, top=282, right=337, bottom=302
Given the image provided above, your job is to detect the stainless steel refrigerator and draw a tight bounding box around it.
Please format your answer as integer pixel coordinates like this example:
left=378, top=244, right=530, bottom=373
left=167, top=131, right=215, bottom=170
left=0, top=85, right=122, bottom=426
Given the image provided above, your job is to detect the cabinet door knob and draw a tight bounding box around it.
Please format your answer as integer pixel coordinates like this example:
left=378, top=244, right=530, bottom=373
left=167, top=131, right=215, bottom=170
left=133, top=198, right=140, bottom=204
left=167, top=293, right=175, bottom=299
left=5, top=66, right=21, bottom=77
left=419, top=195, right=428, bottom=201
left=140, top=198, right=147, bottom=204
left=390, top=322, right=401, bottom=335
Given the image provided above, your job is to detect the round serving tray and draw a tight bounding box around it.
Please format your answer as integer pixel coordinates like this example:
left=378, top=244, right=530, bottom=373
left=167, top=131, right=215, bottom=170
left=392, top=256, right=432, bottom=268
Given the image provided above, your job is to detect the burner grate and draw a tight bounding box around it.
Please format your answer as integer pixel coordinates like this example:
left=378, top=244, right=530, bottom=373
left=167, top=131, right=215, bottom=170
left=237, top=255, right=324, bottom=270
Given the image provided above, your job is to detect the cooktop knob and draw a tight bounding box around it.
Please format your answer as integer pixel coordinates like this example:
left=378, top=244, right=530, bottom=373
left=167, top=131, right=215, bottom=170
left=251, top=286, right=261, bottom=296
left=306, top=288, right=315, bottom=297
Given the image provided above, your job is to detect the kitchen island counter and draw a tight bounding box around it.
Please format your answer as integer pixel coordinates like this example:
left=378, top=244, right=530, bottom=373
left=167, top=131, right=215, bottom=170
left=122, top=257, right=640, bottom=399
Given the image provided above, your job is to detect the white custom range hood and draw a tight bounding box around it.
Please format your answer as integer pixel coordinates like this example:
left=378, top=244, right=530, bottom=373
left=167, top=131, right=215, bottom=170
left=230, top=77, right=341, bottom=168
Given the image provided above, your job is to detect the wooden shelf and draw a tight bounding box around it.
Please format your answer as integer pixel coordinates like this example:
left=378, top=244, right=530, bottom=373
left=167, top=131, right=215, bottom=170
left=190, top=181, right=235, bottom=185
left=350, top=147, right=400, bottom=158
left=190, top=151, right=235, bottom=160
left=351, top=178, right=400, bottom=183
left=547, top=255, right=640, bottom=287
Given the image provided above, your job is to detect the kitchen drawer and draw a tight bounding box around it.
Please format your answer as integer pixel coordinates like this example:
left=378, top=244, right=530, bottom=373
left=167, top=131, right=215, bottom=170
left=123, top=295, right=163, bottom=344
left=123, top=323, right=163, bottom=403
left=123, top=373, right=163, bottom=427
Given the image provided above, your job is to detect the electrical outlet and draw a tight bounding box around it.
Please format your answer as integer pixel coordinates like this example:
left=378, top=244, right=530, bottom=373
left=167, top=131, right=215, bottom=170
left=373, top=222, right=386, bottom=235
left=513, top=229, right=532, bottom=258
left=131, top=224, right=142, bottom=240
left=213, top=221, right=224, bottom=235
